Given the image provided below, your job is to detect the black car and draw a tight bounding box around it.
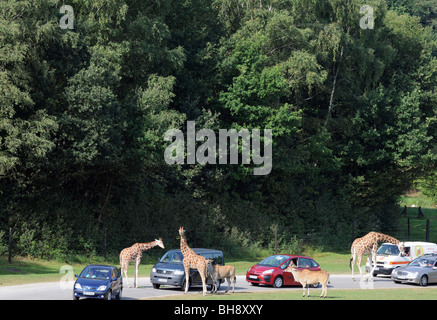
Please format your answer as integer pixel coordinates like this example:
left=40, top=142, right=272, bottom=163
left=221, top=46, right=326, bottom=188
left=150, top=248, right=224, bottom=290
left=73, top=265, right=123, bottom=300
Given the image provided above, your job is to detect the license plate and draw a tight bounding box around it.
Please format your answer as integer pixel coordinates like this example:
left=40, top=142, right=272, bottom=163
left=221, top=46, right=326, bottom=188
left=84, top=291, right=95, bottom=296
left=249, top=275, right=258, bottom=280
left=158, top=278, right=167, bottom=282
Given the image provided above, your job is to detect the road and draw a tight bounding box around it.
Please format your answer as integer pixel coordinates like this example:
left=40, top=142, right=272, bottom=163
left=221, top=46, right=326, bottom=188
left=0, top=274, right=413, bottom=300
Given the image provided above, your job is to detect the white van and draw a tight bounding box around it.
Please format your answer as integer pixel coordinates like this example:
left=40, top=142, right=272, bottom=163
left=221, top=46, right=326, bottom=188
left=366, top=241, right=437, bottom=276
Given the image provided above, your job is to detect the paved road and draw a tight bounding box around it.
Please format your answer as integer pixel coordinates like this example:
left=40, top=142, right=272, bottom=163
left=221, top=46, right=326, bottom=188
left=0, top=274, right=413, bottom=300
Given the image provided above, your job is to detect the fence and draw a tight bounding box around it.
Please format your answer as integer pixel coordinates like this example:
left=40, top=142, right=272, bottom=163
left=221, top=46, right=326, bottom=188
left=401, top=206, right=432, bottom=242
left=3, top=207, right=435, bottom=263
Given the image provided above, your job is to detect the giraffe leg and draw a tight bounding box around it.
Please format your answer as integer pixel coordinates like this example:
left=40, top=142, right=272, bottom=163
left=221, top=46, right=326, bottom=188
left=232, top=276, right=236, bottom=293
left=199, top=270, right=207, bottom=296
left=357, top=255, right=363, bottom=279
left=183, top=266, right=190, bottom=294
left=369, top=249, right=377, bottom=281
left=351, top=248, right=357, bottom=281
left=307, top=283, right=310, bottom=297
left=134, top=258, right=140, bottom=288
left=122, top=261, right=131, bottom=288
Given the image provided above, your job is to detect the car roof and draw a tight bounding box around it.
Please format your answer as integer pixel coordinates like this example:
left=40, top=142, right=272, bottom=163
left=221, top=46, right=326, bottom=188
left=271, top=254, right=314, bottom=259
left=85, top=264, right=117, bottom=268
left=164, top=248, right=223, bottom=254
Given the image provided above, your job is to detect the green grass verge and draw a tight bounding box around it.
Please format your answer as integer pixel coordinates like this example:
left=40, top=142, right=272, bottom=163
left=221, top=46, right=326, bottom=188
left=146, top=287, right=437, bottom=300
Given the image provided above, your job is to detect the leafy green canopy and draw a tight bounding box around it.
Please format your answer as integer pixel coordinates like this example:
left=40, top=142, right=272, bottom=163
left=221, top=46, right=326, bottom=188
left=0, top=0, right=435, bottom=257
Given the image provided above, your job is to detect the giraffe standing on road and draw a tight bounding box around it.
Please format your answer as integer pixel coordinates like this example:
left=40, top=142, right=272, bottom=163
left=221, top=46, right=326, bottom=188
left=179, top=227, right=209, bottom=296
left=120, top=238, right=165, bottom=288
left=350, top=231, right=404, bottom=281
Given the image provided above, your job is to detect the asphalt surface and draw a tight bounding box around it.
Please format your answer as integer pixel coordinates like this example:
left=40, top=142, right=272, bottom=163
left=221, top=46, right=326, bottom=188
left=0, top=274, right=415, bottom=300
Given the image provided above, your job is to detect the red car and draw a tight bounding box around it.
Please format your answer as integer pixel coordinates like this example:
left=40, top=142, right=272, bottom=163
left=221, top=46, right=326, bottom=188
left=246, top=254, right=321, bottom=288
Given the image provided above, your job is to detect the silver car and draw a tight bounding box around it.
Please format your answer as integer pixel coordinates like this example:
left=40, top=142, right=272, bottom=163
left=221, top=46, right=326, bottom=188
left=391, top=255, right=437, bottom=286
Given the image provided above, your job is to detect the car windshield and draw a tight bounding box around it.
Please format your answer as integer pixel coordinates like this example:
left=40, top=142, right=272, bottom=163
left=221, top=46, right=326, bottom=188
left=258, top=255, right=290, bottom=267
left=409, top=257, right=436, bottom=268
left=377, top=244, right=400, bottom=256
left=80, top=266, right=113, bottom=280
left=160, top=251, right=184, bottom=264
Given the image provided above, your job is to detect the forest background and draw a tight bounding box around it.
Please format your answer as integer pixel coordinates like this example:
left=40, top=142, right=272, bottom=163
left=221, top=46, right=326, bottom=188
left=0, top=0, right=436, bottom=260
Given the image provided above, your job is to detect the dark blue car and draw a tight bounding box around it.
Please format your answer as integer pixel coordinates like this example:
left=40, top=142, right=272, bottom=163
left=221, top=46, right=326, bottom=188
left=73, top=265, right=123, bottom=300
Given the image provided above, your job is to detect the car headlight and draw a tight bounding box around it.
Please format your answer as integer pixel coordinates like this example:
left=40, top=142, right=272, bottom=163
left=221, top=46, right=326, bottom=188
left=262, top=269, right=274, bottom=275
left=152, top=268, right=156, bottom=273
left=410, top=272, right=419, bottom=278
left=97, top=285, right=107, bottom=291
left=174, top=270, right=184, bottom=275
left=74, top=283, right=82, bottom=289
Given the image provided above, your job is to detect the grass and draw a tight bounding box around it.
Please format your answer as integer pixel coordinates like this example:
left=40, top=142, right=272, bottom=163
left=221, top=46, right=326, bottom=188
left=397, top=192, right=437, bottom=243
left=146, top=287, right=437, bottom=300
left=1, top=191, right=435, bottom=292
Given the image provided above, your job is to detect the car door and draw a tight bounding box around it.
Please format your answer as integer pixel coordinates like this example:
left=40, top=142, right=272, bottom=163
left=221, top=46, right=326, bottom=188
left=429, top=261, right=437, bottom=283
left=280, top=259, right=294, bottom=285
left=111, top=268, right=121, bottom=294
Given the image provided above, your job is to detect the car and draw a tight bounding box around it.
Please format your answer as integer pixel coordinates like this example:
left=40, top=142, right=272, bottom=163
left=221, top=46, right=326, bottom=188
left=365, top=241, right=437, bottom=276
left=391, top=254, right=437, bottom=286
left=150, top=248, right=225, bottom=290
left=246, top=254, right=321, bottom=288
left=73, top=264, right=123, bottom=300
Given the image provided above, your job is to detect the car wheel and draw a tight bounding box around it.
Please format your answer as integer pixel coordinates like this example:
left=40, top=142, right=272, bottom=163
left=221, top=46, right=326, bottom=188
left=420, top=275, right=428, bottom=287
left=153, top=283, right=161, bottom=289
left=115, top=288, right=122, bottom=300
left=250, top=282, right=259, bottom=286
left=181, top=278, right=191, bottom=291
left=311, top=282, right=319, bottom=288
left=273, top=276, right=283, bottom=288
left=73, top=294, right=79, bottom=301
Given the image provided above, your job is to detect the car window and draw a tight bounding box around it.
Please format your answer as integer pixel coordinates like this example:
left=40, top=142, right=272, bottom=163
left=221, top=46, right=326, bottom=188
left=280, top=259, right=292, bottom=270
left=160, top=251, right=184, bottom=263
left=202, top=253, right=224, bottom=265
left=80, top=266, right=112, bottom=280
left=258, top=255, right=290, bottom=267
left=377, top=244, right=400, bottom=256
left=309, top=259, right=319, bottom=268
left=409, top=257, right=435, bottom=268
left=297, top=258, right=311, bottom=268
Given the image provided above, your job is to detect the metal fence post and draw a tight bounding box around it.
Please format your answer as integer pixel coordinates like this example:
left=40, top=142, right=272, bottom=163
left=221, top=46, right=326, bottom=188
left=8, top=227, right=12, bottom=264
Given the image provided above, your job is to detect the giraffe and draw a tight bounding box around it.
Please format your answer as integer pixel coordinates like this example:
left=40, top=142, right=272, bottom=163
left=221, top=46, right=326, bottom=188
left=179, top=226, right=209, bottom=296
left=350, top=231, right=404, bottom=281
left=120, top=238, right=165, bottom=288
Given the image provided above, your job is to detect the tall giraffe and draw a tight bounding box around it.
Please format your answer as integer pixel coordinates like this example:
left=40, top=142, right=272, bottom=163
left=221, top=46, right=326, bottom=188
left=179, top=226, right=209, bottom=296
left=350, top=231, right=404, bottom=281
left=120, top=238, right=165, bottom=288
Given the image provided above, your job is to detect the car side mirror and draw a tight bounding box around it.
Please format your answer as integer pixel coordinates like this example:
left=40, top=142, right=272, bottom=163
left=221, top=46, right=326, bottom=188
left=74, top=274, right=78, bottom=278
left=112, top=277, right=118, bottom=281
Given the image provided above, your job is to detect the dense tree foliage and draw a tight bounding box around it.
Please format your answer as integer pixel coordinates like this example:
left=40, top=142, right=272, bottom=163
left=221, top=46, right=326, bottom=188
left=1, top=0, right=436, bottom=258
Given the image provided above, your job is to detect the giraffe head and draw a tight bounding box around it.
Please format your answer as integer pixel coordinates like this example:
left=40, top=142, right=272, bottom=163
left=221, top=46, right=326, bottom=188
left=155, top=238, right=165, bottom=249
left=179, top=226, right=186, bottom=239
left=398, top=242, right=405, bottom=255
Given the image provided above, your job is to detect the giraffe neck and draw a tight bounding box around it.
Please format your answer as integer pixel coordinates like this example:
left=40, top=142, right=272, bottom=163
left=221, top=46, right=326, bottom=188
left=375, top=232, right=399, bottom=245
left=138, top=242, right=156, bottom=251
left=180, top=235, right=195, bottom=256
